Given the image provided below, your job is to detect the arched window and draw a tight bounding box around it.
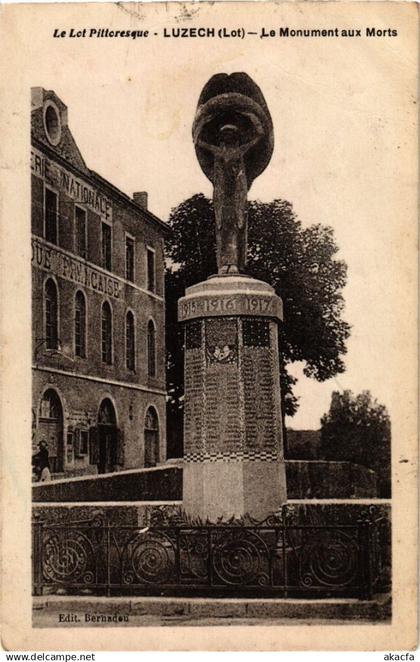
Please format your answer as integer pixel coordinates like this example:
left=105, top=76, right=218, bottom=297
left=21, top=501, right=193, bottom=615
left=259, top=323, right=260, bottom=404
left=144, top=406, right=159, bottom=467
left=75, top=291, right=86, bottom=358
left=44, top=279, right=58, bottom=349
left=101, top=302, right=112, bottom=364
left=147, top=320, right=156, bottom=377
left=126, top=311, right=135, bottom=371
left=98, top=398, right=117, bottom=426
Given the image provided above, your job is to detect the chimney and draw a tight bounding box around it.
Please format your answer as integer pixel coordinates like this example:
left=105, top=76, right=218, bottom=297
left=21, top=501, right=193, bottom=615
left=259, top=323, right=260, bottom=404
left=31, top=87, right=44, bottom=110
left=133, top=191, right=148, bottom=210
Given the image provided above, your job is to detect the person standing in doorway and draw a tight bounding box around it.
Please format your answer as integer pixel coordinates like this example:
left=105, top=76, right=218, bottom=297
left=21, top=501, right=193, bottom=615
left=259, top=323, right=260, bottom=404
left=32, top=439, right=51, bottom=482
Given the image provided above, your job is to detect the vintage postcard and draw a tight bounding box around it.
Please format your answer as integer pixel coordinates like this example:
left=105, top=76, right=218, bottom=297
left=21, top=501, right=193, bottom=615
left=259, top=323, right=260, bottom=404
left=0, top=0, right=418, bottom=652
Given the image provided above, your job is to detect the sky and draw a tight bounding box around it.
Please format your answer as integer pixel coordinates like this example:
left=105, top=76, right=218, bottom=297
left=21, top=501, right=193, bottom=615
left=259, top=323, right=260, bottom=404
left=22, top=1, right=417, bottom=429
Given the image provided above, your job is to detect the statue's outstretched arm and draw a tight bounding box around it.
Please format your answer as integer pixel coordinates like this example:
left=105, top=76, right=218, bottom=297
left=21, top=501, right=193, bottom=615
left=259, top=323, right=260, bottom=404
left=239, top=112, right=265, bottom=155
left=193, top=113, right=219, bottom=154
left=196, top=138, right=219, bottom=155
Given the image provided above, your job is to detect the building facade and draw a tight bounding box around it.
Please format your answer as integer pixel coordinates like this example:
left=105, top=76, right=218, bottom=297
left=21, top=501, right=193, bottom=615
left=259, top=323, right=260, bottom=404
left=31, top=87, right=169, bottom=478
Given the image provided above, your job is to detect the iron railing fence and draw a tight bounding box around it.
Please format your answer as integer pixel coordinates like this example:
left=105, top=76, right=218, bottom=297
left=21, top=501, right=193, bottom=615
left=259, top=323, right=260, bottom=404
left=32, top=515, right=388, bottom=599
left=368, top=514, right=391, bottom=596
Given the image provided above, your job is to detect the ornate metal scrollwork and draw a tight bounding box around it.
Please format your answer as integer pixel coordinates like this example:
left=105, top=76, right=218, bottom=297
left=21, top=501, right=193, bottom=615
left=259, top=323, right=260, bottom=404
left=43, top=530, right=95, bottom=584
left=299, top=530, right=359, bottom=588
left=179, top=531, right=208, bottom=580
left=34, top=515, right=386, bottom=597
left=212, top=529, right=270, bottom=586
left=122, top=531, right=175, bottom=585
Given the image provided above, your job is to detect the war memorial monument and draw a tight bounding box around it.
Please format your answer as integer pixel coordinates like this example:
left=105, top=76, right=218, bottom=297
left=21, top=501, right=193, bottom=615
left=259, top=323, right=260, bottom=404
left=179, top=72, right=287, bottom=521
left=31, top=73, right=391, bottom=624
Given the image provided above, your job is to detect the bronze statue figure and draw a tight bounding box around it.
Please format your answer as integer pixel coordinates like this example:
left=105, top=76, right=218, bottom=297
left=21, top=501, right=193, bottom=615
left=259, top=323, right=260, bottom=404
left=193, top=73, right=274, bottom=274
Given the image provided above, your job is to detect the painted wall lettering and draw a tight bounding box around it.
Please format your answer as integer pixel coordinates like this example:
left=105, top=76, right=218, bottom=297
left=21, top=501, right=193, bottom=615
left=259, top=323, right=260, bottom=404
left=32, top=237, right=121, bottom=298
left=31, top=147, right=112, bottom=220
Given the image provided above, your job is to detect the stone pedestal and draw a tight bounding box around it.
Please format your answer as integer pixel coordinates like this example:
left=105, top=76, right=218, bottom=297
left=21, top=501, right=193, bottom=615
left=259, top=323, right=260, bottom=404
left=178, top=274, right=287, bottom=521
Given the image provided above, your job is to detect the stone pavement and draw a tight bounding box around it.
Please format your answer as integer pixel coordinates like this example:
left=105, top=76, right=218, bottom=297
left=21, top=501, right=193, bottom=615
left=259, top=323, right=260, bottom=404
left=33, top=594, right=391, bottom=627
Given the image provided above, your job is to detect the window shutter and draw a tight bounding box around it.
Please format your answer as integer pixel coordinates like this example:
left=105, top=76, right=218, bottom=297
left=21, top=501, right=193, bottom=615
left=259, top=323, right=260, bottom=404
left=89, top=426, right=99, bottom=464
left=73, top=427, right=80, bottom=456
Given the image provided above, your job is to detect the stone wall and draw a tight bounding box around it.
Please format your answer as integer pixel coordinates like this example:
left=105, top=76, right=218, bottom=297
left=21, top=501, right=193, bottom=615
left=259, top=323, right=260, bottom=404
left=33, top=466, right=182, bottom=502
left=33, top=459, right=378, bottom=502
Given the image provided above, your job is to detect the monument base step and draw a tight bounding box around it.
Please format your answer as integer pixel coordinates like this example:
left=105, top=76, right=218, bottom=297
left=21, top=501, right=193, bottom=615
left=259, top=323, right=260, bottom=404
left=33, top=593, right=391, bottom=626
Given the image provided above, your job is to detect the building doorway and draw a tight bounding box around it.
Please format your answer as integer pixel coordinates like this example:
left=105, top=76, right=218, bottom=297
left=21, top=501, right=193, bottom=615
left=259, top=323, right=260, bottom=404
left=144, top=406, right=159, bottom=467
left=97, top=398, right=118, bottom=474
left=39, top=389, right=64, bottom=473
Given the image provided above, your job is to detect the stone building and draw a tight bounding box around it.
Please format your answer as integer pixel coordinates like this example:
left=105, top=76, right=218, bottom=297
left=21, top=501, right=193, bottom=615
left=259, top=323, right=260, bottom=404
left=31, top=87, right=170, bottom=478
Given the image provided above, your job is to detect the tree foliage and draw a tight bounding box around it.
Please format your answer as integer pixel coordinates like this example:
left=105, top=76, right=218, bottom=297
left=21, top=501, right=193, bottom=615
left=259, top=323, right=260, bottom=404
left=165, top=194, right=350, bottom=456
left=320, top=390, right=391, bottom=497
